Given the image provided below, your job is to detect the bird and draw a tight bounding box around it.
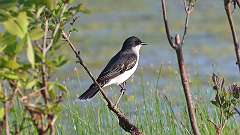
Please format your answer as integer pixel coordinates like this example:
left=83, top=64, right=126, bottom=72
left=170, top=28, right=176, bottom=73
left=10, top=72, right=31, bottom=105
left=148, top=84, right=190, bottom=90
left=79, top=36, right=147, bottom=105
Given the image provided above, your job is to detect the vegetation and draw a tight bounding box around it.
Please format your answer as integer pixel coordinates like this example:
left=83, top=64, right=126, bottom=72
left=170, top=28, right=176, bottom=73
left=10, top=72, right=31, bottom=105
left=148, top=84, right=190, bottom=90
left=0, top=0, right=89, bottom=134
left=0, top=0, right=239, bottom=135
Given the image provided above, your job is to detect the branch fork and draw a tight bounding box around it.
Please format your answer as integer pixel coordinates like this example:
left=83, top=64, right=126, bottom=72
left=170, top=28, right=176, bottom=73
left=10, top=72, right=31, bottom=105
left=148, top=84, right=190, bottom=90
left=161, top=0, right=200, bottom=135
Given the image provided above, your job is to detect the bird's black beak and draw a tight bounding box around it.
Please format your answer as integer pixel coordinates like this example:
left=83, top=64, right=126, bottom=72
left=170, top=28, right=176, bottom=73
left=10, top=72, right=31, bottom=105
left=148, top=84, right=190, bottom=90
left=140, top=42, right=147, bottom=45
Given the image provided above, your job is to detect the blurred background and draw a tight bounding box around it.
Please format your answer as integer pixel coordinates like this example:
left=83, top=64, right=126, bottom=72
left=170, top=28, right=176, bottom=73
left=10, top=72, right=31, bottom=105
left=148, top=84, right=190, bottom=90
left=61, top=0, right=240, bottom=97
left=57, top=0, right=240, bottom=134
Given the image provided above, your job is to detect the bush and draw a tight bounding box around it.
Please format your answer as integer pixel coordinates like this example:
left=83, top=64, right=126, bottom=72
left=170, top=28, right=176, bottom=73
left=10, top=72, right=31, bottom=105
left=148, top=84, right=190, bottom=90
left=0, top=0, right=88, bottom=134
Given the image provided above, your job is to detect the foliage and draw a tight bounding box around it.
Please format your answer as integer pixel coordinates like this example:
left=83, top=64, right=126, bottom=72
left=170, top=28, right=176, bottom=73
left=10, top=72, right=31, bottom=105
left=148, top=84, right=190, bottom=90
left=0, top=0, right=89, bottom=134
left=209, top=73, right=240, bottom=135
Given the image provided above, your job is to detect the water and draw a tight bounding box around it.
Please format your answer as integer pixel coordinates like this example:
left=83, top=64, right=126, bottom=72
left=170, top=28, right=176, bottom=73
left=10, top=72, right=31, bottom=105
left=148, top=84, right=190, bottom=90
left=59, top=0, right=239, bottom=97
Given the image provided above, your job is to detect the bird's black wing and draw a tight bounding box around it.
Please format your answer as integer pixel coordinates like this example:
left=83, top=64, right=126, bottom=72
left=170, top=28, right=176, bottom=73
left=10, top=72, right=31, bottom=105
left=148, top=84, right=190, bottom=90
left=96, top=52, right=137, bottom=85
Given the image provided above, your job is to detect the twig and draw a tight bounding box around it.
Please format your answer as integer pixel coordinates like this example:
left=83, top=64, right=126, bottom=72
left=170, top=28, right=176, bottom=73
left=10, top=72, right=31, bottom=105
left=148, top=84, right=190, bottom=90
left=46, top=4, right=67, bottom=52
left=4, top=81, right=21, bottom=135
left=161, top=0, right=177, bottom=49
left=20, top=88, right=45, bottom=101
left=234, top=0, right=240, bottom=8
left=207, top=119, right=222, bottom=135
left=25, top=105, right=46, bottom=135
left=181, top=12, right=189, bottom=45
left=47, top=115, right=57, bottom=135
left=234, top=107, right=240, bottom=116
left=4, top=101, right=10, bottom=135
left=181, top=0, right=194, bottom=45
left=41, top=18, right=49, bottom=104
left=161, top=0, right=200, bottom=135
left=207, top=119, right=217, bottom=130
left=224, top=0, right=240, bottom=72
left=62, top=31, right=143, bottom=135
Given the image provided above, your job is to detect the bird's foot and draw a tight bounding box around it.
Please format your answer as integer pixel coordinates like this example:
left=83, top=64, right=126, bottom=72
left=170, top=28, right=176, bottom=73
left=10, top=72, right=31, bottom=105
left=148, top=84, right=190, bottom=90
left=113, top=104, right=118, bottom=109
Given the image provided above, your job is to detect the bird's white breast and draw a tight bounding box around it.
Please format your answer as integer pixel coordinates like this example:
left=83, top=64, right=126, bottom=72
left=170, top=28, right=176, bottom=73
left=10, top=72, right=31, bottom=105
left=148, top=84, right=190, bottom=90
left=103, top=56, right=139, bottom=87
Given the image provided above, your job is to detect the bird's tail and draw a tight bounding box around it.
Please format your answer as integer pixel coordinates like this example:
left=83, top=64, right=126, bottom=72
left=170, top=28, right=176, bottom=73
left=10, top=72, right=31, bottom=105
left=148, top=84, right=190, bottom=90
left=79, top=84, right=100, bottom=100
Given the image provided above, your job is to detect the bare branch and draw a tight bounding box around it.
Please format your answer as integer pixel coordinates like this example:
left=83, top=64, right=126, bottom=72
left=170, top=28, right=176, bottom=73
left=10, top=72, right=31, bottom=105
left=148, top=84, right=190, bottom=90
left=41, top=18, right=50, bottom=104
left=20, top=88, right=45, bottom=101
left=207, top=119, right=217, bottom=129
left=4, top=81, right=21, bottom=135
left=181, top=14, right=189, bottom=45
left=224, top=0, right=240, bottom=72
left=234, top=0, right=240, bottom=8
left=4, top=101, right=10, bottom=135
left=62, top=31, right=143, bottom=135
left=161, top=0, right=177, bottom=49
left=181, top=0, right=194, bottom=45
left=161, top=0, right=200, bottom=135
left=46, top=4, right=67, bottom=52
left=43, top=19, right=48, bottom=56
left=235, top=107, right=240, bottom=116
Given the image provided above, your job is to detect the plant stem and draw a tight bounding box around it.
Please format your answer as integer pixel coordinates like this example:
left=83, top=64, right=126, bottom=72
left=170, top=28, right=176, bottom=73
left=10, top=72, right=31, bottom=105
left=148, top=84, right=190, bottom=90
left=224, top=0, right=240, bottom=72
left=4, top=101, right=10, bottom=135
left=176, top=47, right=200, bottom=135
left=161, top=0, right=200, bottom=135
left=41, top=18, right=49, bottom=104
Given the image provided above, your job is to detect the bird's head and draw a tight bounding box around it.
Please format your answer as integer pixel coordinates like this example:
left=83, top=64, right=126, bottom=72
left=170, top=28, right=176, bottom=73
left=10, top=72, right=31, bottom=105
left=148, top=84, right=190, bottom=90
left=121, top=36, right=147, bottom=53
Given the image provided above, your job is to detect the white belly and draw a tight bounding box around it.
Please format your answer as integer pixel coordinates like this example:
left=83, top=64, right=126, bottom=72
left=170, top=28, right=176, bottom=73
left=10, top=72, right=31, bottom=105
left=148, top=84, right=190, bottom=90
left=103, top=60, right=138, bottom=87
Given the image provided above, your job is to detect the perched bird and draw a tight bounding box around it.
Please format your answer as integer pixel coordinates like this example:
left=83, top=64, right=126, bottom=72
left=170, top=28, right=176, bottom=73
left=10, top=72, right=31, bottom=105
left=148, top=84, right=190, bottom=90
left=79, top=36, right=147, bottom=104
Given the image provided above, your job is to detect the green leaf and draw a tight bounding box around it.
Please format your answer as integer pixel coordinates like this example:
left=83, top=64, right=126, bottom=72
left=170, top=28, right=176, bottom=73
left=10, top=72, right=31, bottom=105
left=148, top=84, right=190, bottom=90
left=3, top=11, right=29, bottom=38
left=45, top=0, right=58, bottom=10
left=0, top=0, right=17, bottom=10
left=3, top=59, right=21, bottom=70
left=0, top=9, right=9, bottom=22
left=52, top=29, right=61, bottom=45
left=16, top=11, right=29, bottom=34
left=36, top=6, right=45, bottom=18
left=25, top=80, right=38, bottom=89
left=53, top=56, right=68, bottom=67
left=27, top=36, right=35, bottom=68
left=46, top=103, right=61, bottom=114
left=1, top=33, right=20, bottom=56
left=48, top=82, right=54, bottom=91
left=2, top=34, right=26, bottom=56
left=30, top=26, right=44, bottom=40
left=0, top=108, right=4, bottom=121
left=15, top=36, right=27, bottom=53
left=78, top=4, right=90, bottom=14
left=0, top=84, right=4, bottom=102
left=66, top=0, right=75, bottom=4
left=0, top=44, right=7, bottom=52
left=55, top=82, right=68, bottom=93
left=3, top=72, right=19, bottom=80
left=49, top=89, right=56, bottom=99
left=211, top=100, right=220, bottom=107
left=48, top=82, right=68, bottom=93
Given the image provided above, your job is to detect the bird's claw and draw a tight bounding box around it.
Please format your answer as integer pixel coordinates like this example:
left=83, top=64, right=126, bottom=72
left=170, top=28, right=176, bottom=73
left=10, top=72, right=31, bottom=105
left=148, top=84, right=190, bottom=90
left=113, top=104, right=118, bottom=109
left=120, top=88, right=126, bottom=93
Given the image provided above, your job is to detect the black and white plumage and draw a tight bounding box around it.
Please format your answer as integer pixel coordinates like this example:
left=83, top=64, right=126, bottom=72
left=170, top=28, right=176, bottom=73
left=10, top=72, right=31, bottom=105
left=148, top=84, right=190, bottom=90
left=79, top=36, right=147, bottom=100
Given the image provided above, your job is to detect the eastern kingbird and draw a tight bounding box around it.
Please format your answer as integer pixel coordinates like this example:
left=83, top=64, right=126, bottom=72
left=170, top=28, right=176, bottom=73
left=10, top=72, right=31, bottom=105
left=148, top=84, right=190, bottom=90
left=79, top=36, right=147, bottom=103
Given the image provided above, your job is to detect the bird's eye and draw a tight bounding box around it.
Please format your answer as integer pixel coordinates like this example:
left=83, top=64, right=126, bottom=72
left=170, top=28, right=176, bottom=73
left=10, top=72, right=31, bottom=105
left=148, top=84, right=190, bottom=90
left=135, top=40, right=141, bottom=45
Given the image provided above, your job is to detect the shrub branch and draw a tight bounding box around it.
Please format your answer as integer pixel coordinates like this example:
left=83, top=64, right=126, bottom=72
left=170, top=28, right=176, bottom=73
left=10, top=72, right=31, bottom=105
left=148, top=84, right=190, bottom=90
left=161, top=0, right=200, bottom=135
left=224, top=0, right=240, bottom=72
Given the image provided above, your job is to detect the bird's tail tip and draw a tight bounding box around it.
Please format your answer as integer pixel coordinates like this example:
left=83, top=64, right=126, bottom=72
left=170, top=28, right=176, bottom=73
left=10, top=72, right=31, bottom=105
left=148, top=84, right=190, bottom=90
left=79, top=84, right=99, bottom=100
